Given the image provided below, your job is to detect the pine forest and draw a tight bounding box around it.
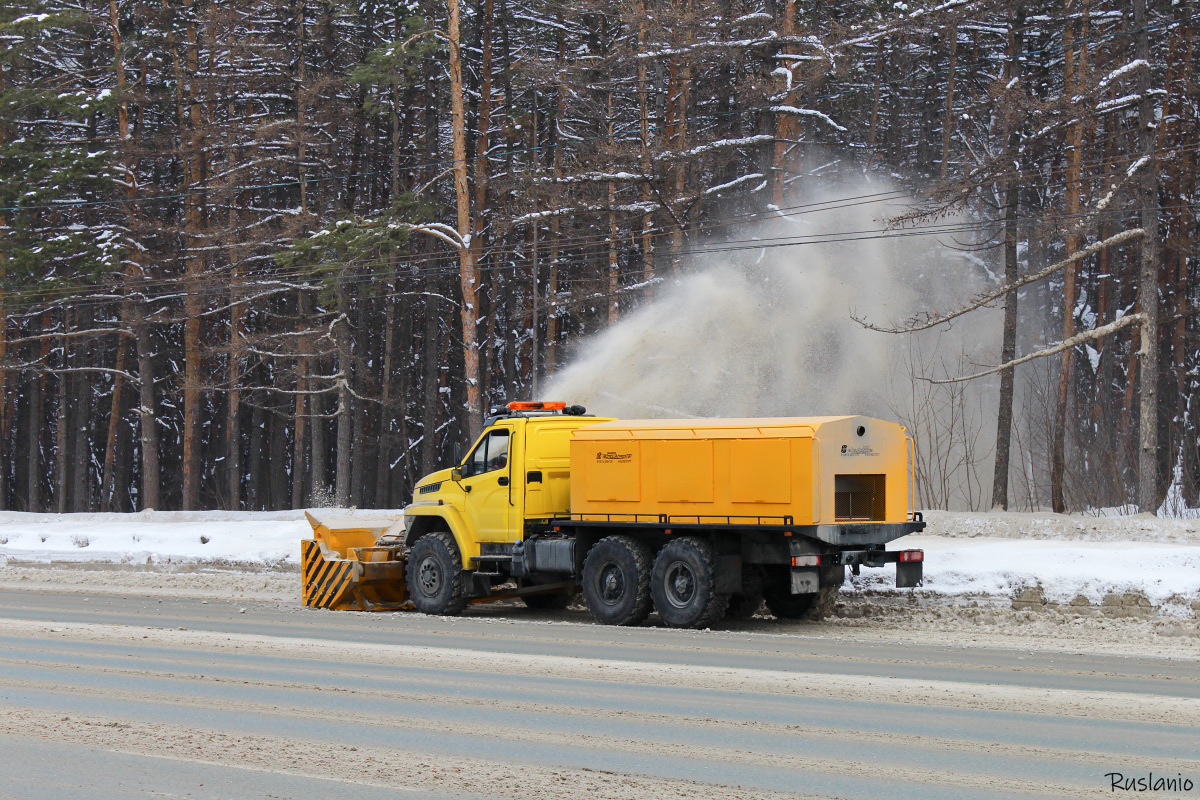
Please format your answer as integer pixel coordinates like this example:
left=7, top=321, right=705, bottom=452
left=0, top=0, right=1197, bottom=515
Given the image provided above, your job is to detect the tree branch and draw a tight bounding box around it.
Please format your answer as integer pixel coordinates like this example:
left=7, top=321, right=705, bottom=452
left=928, top=313, right=1145, bottom=384
left=857, top=228, right=1144, bottom=334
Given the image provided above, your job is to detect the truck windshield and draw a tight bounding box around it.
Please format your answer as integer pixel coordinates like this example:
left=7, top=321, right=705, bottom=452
left=466, top=429, right=510, bottom=477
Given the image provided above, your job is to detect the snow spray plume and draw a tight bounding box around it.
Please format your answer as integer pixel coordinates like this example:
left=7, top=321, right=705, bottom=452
left=548, top=176, right=997, bottom=425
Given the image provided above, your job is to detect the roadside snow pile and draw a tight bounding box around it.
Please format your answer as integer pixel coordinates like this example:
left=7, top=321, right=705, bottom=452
left=0, top=509, right=402, bottom=569
left=878, top=535, right=1200, bottom=613
left=924, top=509, right=1200, bottom=544
left=1, top=509, right=1197, bottom=613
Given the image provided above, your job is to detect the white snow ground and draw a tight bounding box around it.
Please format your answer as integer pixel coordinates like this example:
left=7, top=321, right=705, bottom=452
left=1, top=508, right=1197, bottom=614
left=0, top=509, right=401, bottom=569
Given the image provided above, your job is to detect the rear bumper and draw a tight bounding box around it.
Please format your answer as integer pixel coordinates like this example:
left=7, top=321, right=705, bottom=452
left=789, top=533, right=926, bottom=592
left=805, top=516, right=926, bottom=547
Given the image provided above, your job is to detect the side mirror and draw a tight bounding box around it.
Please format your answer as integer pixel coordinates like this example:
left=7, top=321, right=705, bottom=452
left=450, top=467, right=463, bottom=483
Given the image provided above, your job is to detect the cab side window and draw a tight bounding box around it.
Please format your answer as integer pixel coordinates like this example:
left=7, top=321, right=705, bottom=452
left=465, top=429, right=510, bottom=477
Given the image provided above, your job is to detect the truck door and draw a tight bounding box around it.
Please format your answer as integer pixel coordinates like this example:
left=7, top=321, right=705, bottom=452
left=461, top=426, right=517, bottom=542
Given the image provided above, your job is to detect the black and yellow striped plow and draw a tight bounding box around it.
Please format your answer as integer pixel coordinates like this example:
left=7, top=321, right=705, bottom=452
left=301, top=538, right=357, bottom=609
left=301, top=539, right=412, bottom=611
left=301, top=512, right=412, bottom=612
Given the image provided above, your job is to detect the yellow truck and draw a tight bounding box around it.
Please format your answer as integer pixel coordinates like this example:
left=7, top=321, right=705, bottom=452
left=303, top=401, right=926, bottom=628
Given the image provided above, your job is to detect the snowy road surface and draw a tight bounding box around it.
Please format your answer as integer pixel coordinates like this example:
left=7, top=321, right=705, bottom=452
left=1, top=587, right=1198, bottom=800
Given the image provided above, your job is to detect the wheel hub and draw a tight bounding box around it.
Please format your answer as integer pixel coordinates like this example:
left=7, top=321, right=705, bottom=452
left=418, top=556, right=442, bottom=596
left=599, top=562, right=625, bottom=605
left=664, top=561, right=696, bottom=609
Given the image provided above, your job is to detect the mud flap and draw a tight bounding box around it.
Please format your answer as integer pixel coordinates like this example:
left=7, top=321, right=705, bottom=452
left=790, top=567, right=820, bottom=594
left=715, top=555, right=743, bottom=594
left=896, top=561, right=923, bottom=589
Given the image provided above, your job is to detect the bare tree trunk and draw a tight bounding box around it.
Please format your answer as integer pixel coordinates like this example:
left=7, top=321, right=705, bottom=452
left=0, top=54, right=7, bottom=509
left=448, top=0, right=483, bottom=438
left=109, top=0, right=155, bottom=512
left=1133, top=0, right=1161, bottom=512
left=310, top=370, right=327, bottom=502
left=772, top=0, right=798, bottom=207
left=134, top=306, right=159, bottom=510
left=270, top=408, right=288, bottom=510
left=26, top=343, right=44, bottom=512
left=1052, top=0, right=1084, bottom=513
left=420, top=283, right=439, bottom=476
left=248, top=399, right=265, bottom=509
left=101, top=342, right=127, bottom=511
left=939, top=21, right=958, bottom=180
left=0, top=267, right=7, bottom=510
left=292, top=357, right=308, bottom=509
left=992, top=7, right=1023, bottom=511
left=180, top=0, right=206, bottom=510
left=545, top=16, right=566, bottom=376
left=666, top=28, right=690, bottom=277
left=54, top=330, right=70, bottom=514
left=529, top=160, right=540, bottom=396
left=335, top=286, right=352, bottom=506
left=100, top=0, right=127, bottom=514
left=350, top=378, right=366, bottom=506
left=637, top=1, right=654, bottom=301
left=1171, top=18, right=1195, bottom=505
left=546, top=232, right=560, bottom=376
left=113, top=401, right=132, bottom=512
left=71, top=350, right=90, bottom=512
left=226, top=296, right=243, bottom=510
left=376, top=294, right=396, bottom=506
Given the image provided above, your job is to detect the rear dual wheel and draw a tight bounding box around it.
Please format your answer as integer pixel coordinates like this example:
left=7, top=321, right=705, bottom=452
left=581, top=535, right=653, bottom=626
left=582, top=535, right=732, bottom=629
left=651, top=537, right=728, bottom=629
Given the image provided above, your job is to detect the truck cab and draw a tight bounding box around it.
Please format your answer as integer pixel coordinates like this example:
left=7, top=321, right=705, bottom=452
left=402, top=403, right=609, bottom=610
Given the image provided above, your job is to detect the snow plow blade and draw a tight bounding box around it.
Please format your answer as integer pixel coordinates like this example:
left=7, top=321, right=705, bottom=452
left=300, top=511, right=411, bottom=611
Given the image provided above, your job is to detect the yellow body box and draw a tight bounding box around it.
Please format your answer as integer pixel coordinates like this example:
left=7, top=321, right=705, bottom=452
left=569, top=416, right=912, bottom=526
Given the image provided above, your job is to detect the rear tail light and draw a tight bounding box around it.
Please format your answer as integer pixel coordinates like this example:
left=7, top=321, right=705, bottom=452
left=899, top=550, right=923, bottom=563
left=791, top=555, right=821, bottom=567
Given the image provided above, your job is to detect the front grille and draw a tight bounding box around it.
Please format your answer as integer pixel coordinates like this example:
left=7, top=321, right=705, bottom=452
left=835, top=474, right=885, bottom=521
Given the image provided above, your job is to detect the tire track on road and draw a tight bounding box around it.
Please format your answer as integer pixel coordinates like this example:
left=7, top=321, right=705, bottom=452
left=5, top=617, right=1199, bottom=726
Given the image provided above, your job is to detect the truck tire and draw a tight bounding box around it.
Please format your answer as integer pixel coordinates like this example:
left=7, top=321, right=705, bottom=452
left=581, top=535, right=653, bottom=626
left=651, top=537, right=729, bottom=629
left=764, top=585, right=839, bottom=621
left=406, top=532, right=469, bottom=616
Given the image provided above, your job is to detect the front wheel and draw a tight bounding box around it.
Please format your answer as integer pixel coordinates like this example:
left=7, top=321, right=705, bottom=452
left=406, top=532, right=469, bottom=616
left=651, top=536, right=728, bottom=629
left=581, top=536, right=653, bottom=626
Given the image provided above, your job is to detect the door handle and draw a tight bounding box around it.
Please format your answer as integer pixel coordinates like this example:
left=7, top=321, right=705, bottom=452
left=497, top=476, right=510, bottom=487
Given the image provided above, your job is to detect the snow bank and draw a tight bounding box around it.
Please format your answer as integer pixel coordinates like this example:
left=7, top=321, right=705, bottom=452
left=924, top=509, right=1200, bottom=544
left=0, top=509, right=402, bottom=569
left=880, top=535, right=1200, bottom=610
left=1, top=510, right=1197, bottom=613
